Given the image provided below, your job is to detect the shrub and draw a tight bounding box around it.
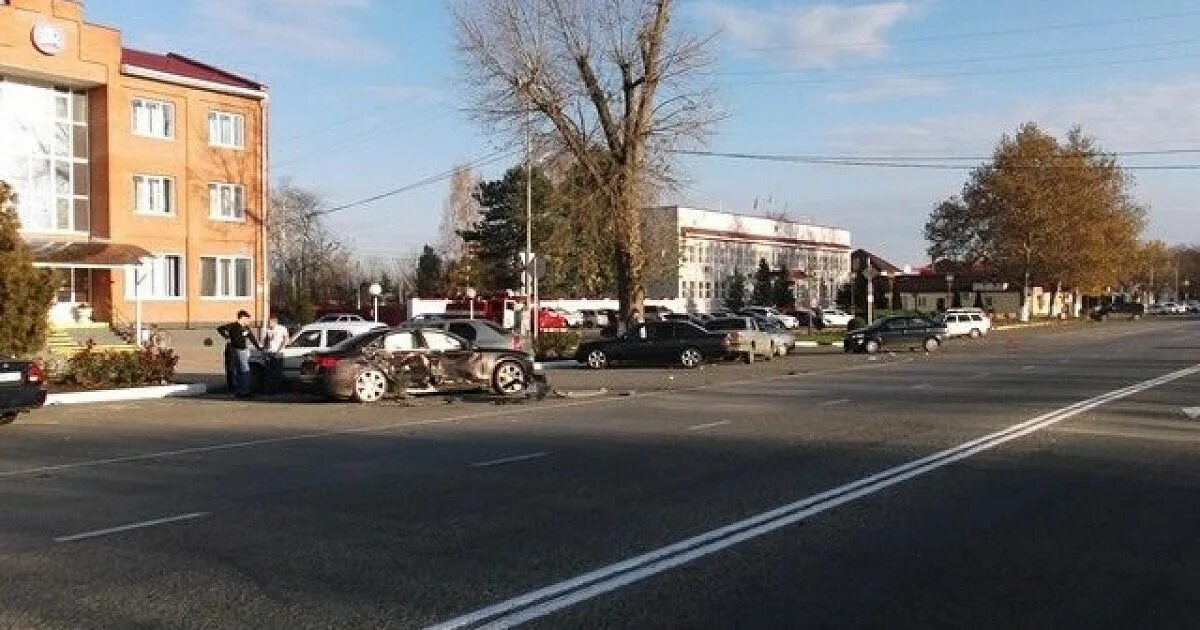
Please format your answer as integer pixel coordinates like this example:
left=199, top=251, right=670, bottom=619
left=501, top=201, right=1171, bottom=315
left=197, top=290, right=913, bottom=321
left=64, top=344, right=179, bottom=389
left=0, top=182, right=57, bottom=357
left=533, top=331, right=581, bottom=360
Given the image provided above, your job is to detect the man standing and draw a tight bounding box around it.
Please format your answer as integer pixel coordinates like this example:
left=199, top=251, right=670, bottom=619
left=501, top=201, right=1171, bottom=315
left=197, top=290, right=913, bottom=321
left=217, top=310, right=262, bottom=398
left=260, top=316, right=290, bottom=394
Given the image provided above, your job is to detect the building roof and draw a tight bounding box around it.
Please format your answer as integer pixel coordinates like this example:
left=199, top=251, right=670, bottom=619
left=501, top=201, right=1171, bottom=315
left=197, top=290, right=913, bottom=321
left=27, top=241, right=153, bottom=268
left=852, top=249, right=901, bottom=273
left=121, top=48, right=265, bottom=92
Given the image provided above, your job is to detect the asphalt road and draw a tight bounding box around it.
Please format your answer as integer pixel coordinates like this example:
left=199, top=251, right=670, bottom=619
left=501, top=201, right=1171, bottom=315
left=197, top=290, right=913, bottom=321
left=2, top=318, right=1199, bottom=629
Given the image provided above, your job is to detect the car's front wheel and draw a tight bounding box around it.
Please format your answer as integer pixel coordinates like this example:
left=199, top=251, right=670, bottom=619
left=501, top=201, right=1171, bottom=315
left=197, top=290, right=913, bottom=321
left=679, top=347, right=703, bottom=369
left=352, top=368, right=389, bottom=403
left=864, top=339, right=881, bottom=354
left=924, top=337, right=941, bottom=352
left=492, top=360, right=528, bottom=395
left=585, top=349, right=609, bottom=370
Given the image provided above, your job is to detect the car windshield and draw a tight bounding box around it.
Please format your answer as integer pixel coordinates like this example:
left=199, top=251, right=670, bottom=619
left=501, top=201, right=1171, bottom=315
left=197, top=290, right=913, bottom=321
left=288, top=330, right=324, bottom=348
left=329, top=329, right=389, bottom=353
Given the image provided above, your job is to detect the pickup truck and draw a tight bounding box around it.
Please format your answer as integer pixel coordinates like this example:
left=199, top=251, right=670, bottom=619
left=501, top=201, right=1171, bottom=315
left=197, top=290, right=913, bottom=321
left=703, top=317, right=778, bottom=362
left=0, top=358, right=48, bottom=425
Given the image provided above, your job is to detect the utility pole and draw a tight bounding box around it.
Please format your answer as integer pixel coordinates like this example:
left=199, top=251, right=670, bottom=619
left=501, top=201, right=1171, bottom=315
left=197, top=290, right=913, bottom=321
left=524, top=107, right=535, bottom=340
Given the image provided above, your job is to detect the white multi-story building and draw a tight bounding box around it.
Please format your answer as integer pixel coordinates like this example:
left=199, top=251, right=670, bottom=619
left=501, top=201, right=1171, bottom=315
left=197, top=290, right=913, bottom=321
left=644, top=206, right=852, bottom=312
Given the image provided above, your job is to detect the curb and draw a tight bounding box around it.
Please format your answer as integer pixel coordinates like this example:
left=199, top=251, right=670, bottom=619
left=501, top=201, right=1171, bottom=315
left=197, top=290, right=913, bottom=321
left=45, top=383, right=209, bottom=406
left=793, top=341, right=838, bottom=348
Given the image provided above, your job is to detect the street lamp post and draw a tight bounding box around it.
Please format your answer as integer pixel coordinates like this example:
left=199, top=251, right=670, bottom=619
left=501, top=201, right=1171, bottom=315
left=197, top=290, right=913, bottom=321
left=1184, top=279, right=1191, bottom=301
left=945, top=274, right=955, bottom=311
left=465, top=287, right=477, bottom=320
left=368, top=283, right=382, bottom=323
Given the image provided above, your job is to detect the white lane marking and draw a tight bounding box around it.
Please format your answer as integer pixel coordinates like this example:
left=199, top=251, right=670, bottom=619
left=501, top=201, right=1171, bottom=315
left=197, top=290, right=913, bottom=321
left=973, top=372, right=991, bottom=378
left=686, top=421, right=731, bottom=432
left=470, top=452, right=550, bottom=468
left=429, top=363, right=1200, bottom=629
left=1022, top=365, right=1037, bottom=371
left=0, top=360, right=911, bottom=481
left=818, top=398, right=850, bottom=407
left=54, top=512, right=208, bottom=543
left=911, top=383, right=932, bottom=390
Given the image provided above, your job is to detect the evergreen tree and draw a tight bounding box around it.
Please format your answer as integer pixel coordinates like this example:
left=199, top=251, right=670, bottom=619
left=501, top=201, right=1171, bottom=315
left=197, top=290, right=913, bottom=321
left=771, top=273, right=795, bottom=308
left=0, top=182, right=55, bottom=356
left=415, top=245, right=443, bottom=296
left=752, top=258, right=773, bottom=306
left=725, top=268, right=746, bottom=310
left=460, top=166, right=559, bottom=293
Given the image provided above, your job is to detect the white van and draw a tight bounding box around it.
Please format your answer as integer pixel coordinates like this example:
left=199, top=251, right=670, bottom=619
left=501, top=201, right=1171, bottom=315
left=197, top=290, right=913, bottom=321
left=935, top=308, right=992, bottom=338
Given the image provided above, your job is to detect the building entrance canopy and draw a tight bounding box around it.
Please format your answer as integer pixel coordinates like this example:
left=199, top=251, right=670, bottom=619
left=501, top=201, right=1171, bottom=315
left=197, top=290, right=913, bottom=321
left=27, top=241, right=153, bottom=269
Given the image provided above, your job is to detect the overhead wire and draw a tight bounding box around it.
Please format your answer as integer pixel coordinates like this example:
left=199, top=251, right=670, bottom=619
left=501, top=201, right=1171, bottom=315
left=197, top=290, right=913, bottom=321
left=671, top=149, right=1200, bottom=171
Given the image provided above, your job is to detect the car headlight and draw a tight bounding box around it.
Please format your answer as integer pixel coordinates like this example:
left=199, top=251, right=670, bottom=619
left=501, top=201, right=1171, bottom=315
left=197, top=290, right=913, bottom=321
left=533, top=362, right=545, bottom=373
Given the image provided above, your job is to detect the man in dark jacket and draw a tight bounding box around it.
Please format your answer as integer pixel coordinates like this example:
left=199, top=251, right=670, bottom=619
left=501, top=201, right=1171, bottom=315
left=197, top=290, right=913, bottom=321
left=217, top=310, right=263, bottom=398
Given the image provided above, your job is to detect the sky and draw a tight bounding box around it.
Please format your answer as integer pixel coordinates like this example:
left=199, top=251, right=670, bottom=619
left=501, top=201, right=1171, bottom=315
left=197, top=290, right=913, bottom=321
left=90, top=0, right=1200, bottom=267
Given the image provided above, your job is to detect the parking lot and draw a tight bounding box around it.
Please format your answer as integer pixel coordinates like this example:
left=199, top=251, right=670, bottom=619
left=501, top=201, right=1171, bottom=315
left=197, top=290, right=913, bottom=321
left=3, top=319, right=1199, bottom=628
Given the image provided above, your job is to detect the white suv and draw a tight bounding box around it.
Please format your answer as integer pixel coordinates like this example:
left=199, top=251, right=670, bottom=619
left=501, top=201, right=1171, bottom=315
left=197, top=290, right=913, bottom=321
left=936, top=309, right=992, bottom=338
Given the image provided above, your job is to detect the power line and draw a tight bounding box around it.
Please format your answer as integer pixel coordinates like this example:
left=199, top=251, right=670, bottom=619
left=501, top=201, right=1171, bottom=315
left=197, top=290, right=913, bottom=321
left=682, top=148, right=1200, bottom=162
left=672, top=149, right=1200, bottom=171
left=742, top=9, right=1200, bottom=52
left=315, top=149, right=520, bottom=217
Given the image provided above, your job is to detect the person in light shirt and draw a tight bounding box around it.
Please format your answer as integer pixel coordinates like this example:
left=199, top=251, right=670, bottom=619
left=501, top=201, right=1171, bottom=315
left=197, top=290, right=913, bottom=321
left=261, top=316, right=290, bottom=393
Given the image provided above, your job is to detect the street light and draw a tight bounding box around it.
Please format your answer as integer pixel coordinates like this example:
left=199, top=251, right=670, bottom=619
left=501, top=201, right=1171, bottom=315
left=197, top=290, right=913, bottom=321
left=1184, top=279, right=1192, bottom=301
left=368, top=283, right=382, bottom=323
left=465, top=287, right=477, bottom=320
left=944, top=274, right=955, bottom=311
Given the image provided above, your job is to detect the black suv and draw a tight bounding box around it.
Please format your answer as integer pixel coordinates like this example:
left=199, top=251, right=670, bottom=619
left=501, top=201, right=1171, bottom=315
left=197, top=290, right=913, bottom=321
left=1091, top=302, right=1144, bottom=321
left=843, top=316, right=949, bottom=354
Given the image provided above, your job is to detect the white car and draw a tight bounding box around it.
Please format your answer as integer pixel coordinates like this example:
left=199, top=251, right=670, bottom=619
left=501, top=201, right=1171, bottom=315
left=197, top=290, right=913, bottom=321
left=819, top=308, right=854, bottom=328
left=314, top=312, right=367, bottom=323
left=740, top=306, right=799, bottom=329
left=251, top=321, right=386, bottom=382
left=1158, top=302, right=1187, bottom=314
left=935, top=309, right=992, bottom=338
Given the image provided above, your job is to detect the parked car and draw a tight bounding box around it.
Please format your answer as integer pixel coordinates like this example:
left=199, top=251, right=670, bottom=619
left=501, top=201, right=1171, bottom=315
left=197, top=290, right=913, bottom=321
left=1091, top=302, right=1144, bottom=321
left=250, top=321, right=387, bottom=387
left=545, top=307, right=583, bottom=328
left=664, top=312, right=708, bottom=327
left=740, top=306, right=799, bottom=329
left=314, top=312, right=367, bottom=323
left=933, top=308, right=993, bottom=338
left=301, top=327, right=545, bottom=403
left=758, top=319, right=796, bottom=356
left=643, top=305, right=674, bottom=322
left=575, top=321, right=732, bottom=369
left=408, top=318, right=525, bottom=352
left=818, top=308, right=854, bottom=328
left=843, top=316, right=949, bottom=354
left=0, top=358, right=47, bottom=425
left=704, top=317, right=778, bottom=361
left=1158, top=301, right=1187, bottom=314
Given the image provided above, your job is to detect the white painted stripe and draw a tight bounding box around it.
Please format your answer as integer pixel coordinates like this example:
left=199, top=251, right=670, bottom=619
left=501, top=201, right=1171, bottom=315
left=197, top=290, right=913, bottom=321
left=429, top=363, right=1200, bottom=629
left=686, top=421, right=731, bottom=431
left=911, top=383, right=932, bottom=390
left=818, top=398, right=850, bottom=407
left=470, top=452, right=549, bottom=468
left=54, top=512, right=208, bottom=543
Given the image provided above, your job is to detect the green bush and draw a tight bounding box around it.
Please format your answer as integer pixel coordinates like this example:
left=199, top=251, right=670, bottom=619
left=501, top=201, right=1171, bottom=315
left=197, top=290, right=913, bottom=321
left=533, top=331, right=581, bottom=360
left=64, top=344, right=179, bottom=389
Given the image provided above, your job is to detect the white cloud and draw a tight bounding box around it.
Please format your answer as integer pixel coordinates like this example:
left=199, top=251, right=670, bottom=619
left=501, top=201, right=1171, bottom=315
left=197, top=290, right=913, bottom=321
left=191, top=0, right=387, bottom=62
left=699, top=2, right=911, bottom=68
left=827, top=76, right=946, bottom=103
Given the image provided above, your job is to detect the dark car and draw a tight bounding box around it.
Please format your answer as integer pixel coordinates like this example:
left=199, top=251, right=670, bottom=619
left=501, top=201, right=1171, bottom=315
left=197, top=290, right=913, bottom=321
left=1091, top=302, right=1144, bottom=321
left=843, top=316, right=949, bottom=354
left=575, top=321, right=732, bottom=369
left=0, top=358, right=47, bottom=425
left=301, top=327, right=544, bottom=403
left=407, top=318, right=525, bottom=352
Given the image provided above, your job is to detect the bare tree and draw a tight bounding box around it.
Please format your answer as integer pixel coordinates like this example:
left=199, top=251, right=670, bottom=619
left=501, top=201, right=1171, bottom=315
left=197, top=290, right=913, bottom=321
left=268, top=179, right=348, bottom=310
left=454, top=0, right=719, bottom=320
left=438, top=164, right=482, bottom=260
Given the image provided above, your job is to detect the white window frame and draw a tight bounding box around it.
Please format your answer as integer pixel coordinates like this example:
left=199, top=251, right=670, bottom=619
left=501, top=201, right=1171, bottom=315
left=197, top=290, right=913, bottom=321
left=130, top=98, right=174, bottom=140
left=125, top=254, right=185, bottom=301
left=200, top=255, right=254, bottom=300
left=208, top=182, right=246, bottom=221
left=208, top=110, right=245, bottom=149
left=132, top=174, right=175, bottom=216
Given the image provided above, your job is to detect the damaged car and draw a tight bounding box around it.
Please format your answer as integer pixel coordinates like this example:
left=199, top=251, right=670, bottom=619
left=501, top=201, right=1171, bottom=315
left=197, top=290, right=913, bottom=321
left=300, top=327, right=546, bottom=403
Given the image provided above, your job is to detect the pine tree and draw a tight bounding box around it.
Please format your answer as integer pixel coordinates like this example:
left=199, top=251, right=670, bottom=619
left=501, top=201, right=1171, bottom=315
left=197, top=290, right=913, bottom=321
left=771, top=273, right=795, bottom=308
left=752, top=258, right=773, bottom=306
left=415, top=245, right=444, bottom=297
left=0, top=182, right=56, bottom=357
left=725, top=267, right=746, bottom=310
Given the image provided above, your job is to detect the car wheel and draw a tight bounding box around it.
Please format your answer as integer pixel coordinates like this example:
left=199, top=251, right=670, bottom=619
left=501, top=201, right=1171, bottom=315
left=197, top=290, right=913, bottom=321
left=352, top=368, right=389, bottom=403
left=679, top=347, right=703, bottom=369
left=969, top=328, right=982, bottom=339
left=492, top=360, right=528, bottom=395
left=0, top=412, right=16, bottom=426
left=776, top=343, right=788, bottom=357
left=864, top=339, right=880, bottom=354
left=924, top=337, right=940, bottom=352
left=586, top=349, right=609, bottom=370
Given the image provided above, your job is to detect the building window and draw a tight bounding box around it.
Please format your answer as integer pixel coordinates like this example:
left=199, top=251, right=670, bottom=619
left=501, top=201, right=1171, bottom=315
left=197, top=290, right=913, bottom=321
left=200, top=256, right=252, bottom=298
left=126, top=255, right=183, bottom=300
left=131, top=98, right=174, bottom=139
left=133, top=175, right=174, bottom=215
left=208, top=111, right=245, bottom=149
left=209, top=183, right=245, bottom=220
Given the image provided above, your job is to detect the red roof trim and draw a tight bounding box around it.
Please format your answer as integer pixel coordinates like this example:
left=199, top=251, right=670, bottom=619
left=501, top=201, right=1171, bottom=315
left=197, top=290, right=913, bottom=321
left=681, top=227, right=851, bottom=251
left=121, top=48, right=265, bottom=92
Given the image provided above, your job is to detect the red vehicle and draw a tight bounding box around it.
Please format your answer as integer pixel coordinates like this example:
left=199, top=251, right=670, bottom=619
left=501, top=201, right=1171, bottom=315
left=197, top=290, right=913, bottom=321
left=443, top=296, right=568, bottom=331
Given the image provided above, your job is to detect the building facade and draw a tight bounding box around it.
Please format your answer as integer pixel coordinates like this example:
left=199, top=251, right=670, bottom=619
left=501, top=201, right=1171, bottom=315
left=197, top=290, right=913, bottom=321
left=644, top=206, right=852, bottom=312
left=1, top=0, right=268, bottom=329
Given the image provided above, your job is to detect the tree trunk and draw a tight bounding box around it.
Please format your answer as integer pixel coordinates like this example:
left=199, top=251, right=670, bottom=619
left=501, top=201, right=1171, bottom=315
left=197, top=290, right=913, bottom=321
left=612, top=167, right=645, bottom=324
left=1021, top=267, right=1032, bottom=322
left=1049, top=281, right=1062, bottom=318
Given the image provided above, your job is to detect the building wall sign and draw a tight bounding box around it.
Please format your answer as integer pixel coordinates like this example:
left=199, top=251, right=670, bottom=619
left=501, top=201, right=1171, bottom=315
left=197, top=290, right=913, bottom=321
left=32, top=22, right=65, bottom=56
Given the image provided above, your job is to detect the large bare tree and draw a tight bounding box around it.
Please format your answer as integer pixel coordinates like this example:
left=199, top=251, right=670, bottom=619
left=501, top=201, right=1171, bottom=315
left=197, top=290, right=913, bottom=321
left=454, top=0, right=718, bottom=320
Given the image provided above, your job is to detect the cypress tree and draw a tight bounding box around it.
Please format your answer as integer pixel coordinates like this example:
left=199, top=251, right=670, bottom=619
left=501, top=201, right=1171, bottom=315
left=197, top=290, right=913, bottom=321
left=0, top=182, right=56, bottom=357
